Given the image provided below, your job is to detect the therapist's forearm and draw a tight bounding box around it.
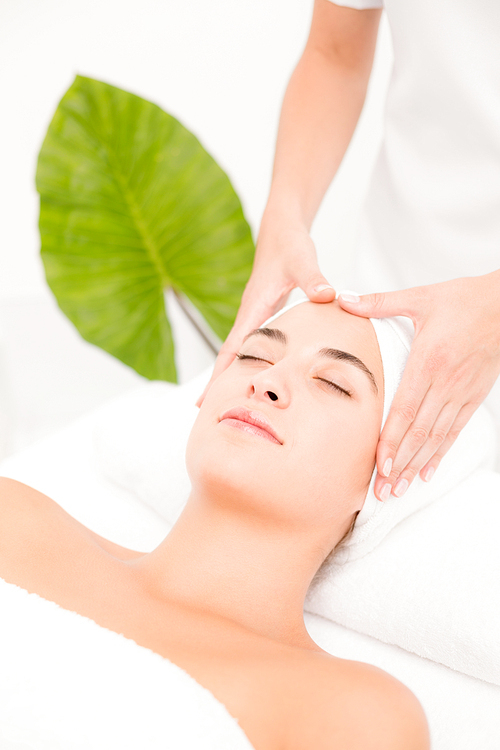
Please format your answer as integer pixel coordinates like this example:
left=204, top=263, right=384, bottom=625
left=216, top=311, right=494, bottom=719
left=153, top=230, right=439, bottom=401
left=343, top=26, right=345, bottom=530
left=265, top=34, right=379, bottom=231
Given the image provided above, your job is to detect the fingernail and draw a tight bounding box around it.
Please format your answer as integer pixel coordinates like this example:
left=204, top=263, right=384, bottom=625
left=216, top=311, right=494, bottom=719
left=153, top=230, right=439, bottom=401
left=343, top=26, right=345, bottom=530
left=423, top=466, right=435, bottom=482
left=379, top=483, right=391, bottom=502
left=393, top=478, right=408, bottom=498
left=382, top=458, right=392, bottom=477
left=338, top=293, right=360, bottom=304
left=314, top=284, right=334, bottom=293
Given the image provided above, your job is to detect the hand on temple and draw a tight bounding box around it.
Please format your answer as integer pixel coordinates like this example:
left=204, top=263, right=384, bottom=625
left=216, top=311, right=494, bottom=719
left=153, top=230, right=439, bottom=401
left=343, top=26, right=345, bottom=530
left=196, top=217, right=336, bottom=407
left=338, top=272, right=500, bottom=500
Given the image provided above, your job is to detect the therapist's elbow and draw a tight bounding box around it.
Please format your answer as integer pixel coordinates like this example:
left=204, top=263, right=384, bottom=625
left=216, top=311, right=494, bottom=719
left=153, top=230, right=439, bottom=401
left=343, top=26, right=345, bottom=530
left=305, top=0, right=382, bottom=79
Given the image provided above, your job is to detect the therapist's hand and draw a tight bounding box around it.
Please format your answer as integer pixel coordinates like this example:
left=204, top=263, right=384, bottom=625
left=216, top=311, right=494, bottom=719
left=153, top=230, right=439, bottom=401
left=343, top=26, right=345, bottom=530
left=339, top=272, right=500, bottom=500
left=196, top=215, right=335, bottom=406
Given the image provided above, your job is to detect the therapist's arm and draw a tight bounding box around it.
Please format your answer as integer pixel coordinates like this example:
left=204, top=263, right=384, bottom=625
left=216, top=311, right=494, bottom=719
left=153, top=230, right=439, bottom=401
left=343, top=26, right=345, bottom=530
left=197, top=0, right=382, bottom=403
left=339, top=270, right=500, bottom=499
left=264, top=0, right=382, bottom=234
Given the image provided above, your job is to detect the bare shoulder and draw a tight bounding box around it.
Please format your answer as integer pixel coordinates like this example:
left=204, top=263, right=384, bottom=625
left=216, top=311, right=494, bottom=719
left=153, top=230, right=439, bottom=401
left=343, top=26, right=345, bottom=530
left=0, top=477, right=75, bottom=563
left=0, top=476, right=83, bottom=538
left=0, top=475, right=44, bottom=504
left=0, top=476, right=141, bottom=563
left=283, top=651, right=430, bottom=750
left=0, top=476, right=49, bottom=532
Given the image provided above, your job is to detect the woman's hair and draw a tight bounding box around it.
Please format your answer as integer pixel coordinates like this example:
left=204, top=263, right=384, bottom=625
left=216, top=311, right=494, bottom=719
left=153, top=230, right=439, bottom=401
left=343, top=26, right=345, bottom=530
left=309, top=510, right=359, bottom=589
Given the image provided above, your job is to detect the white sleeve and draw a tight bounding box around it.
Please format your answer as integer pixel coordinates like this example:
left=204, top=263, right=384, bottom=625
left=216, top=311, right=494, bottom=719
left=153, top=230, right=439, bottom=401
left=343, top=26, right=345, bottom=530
left=324, top=0, right=383, bottom=8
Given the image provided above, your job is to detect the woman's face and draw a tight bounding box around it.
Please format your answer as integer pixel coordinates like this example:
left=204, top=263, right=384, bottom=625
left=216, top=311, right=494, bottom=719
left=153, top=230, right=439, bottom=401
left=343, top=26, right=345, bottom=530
left=186, top=301, right=384, bottom=540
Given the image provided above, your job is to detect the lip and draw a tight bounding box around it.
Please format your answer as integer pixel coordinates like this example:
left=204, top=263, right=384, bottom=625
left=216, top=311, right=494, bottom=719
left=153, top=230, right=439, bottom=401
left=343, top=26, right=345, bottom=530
left=219, top=407, right=283, bottom=445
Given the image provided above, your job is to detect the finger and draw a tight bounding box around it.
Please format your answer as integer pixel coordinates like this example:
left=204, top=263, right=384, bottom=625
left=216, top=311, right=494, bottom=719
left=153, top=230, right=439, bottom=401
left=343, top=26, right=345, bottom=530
left=303, top=270, right=335, bottom=303
left=338, top=287, right=421, bottom=320
left=308, top=283, right=336, bottom=302
left=277, top=233, right=335, bottom=302
left=418, top=403, right=478, bottom=482
left=384, top=402, right=459, bottom=498
left=195, top=335, right=254, bottom=409
left=375, top=359, right=432, bottom=479
left=375, top=401, right=477, bottom=499
left=387, top=399, right=459, bottom=490
left=195, top=290, right=289, bottom=407
left=195, top=347, right=236, bottom=407
left=195, top=386, right=208, bottom=409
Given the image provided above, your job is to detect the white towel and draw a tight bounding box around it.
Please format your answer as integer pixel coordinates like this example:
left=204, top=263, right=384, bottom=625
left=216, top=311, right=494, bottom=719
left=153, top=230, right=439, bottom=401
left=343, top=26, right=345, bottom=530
left=0, top=577, right=255, bottom=750
left=338, top=402, right=497, bottom=562
left=305, top=469, right=500, bottom=686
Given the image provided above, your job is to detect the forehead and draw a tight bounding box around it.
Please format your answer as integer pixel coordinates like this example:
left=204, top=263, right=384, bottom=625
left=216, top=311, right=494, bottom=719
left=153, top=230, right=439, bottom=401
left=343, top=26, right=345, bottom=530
left=266, top=301, right=383, bottom=388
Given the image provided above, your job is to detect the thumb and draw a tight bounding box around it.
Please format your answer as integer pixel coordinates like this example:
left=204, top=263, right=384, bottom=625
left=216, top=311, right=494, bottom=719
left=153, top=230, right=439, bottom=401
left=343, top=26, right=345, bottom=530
left=302, top=268, right=336, bottom=303
left=337, top=288, right=418, bottom=319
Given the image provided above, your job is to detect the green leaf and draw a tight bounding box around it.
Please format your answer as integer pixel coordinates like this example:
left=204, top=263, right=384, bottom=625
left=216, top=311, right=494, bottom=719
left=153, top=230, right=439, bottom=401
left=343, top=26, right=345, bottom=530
left=36, top=75, right=255, bottom=382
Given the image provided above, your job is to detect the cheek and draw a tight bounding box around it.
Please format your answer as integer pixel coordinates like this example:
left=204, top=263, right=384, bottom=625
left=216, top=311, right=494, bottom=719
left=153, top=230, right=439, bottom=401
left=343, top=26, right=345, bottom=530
left=184, top=410, right=207, bottom=482
left=185, top=364, right=255, bottom=481
left=281, top=407, right=380, bottom=515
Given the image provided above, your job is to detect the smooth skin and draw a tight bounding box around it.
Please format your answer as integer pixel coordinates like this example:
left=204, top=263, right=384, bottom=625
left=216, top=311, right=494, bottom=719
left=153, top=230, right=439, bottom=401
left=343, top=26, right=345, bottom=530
left=0, top=302, right=429, bottom=750
left=198, top=0, right=500, bottom=501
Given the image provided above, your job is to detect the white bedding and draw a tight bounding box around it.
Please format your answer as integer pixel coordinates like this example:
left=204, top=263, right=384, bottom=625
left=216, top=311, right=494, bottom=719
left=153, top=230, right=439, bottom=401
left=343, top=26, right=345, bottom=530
left=0, top=576, right=254, bottom=750
left=1, top=396, right=499, bottom=748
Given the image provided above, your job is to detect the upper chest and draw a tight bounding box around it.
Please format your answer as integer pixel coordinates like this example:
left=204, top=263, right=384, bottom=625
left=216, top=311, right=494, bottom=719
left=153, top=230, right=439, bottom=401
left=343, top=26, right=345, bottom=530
left=0, top=497, right=296, bottom=749
left=0, top=480, right=335, bottom=750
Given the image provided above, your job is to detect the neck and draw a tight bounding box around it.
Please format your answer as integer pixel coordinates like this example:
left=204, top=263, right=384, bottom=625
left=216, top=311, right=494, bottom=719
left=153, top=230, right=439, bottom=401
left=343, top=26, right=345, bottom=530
left=130, top=490, right=334, bottom=651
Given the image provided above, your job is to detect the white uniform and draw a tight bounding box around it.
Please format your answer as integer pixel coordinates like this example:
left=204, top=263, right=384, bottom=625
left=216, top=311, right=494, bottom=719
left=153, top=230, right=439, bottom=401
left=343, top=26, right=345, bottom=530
left=329, top=0, right=500, bottom=450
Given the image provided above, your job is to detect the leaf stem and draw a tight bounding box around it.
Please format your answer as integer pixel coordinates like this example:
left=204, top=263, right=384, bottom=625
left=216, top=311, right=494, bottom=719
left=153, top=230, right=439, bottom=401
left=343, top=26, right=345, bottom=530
left=172, top=290, right=220, bottom=355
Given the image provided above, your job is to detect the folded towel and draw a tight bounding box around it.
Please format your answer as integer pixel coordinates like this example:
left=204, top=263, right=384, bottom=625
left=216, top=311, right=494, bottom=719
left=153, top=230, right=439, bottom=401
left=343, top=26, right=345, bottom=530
left=305, top=468, right=500, bottom=686
left=0, top=577, right=255, bottom=750
left=338, top=402, right=497, bottom=562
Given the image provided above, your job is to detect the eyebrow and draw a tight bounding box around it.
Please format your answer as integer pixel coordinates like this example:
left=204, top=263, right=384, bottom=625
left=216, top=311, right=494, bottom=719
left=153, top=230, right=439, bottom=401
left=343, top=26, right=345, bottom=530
left=243, top=327, right=379, bottom=394
left=243, top=327, right=287, bottom=346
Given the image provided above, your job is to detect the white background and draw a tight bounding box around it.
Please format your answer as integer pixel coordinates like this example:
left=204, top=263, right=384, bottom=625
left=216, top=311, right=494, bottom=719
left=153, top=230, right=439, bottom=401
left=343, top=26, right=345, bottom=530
left=0, top=0, right=392, bottom=459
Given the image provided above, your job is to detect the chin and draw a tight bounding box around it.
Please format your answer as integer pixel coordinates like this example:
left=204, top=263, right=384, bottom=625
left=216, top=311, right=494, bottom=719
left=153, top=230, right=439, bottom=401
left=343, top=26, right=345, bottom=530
left=185, top=421, right=274, bottom=509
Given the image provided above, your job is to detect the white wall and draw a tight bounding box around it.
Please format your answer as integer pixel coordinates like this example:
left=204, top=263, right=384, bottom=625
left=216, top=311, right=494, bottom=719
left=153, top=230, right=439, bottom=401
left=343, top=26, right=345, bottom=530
left=0, top=0, right=392, bottom=457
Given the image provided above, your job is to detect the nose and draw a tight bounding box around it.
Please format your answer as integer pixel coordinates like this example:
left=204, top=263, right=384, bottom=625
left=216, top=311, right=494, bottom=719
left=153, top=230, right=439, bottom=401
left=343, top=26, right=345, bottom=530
left=248, top=367, right=290, bottom=408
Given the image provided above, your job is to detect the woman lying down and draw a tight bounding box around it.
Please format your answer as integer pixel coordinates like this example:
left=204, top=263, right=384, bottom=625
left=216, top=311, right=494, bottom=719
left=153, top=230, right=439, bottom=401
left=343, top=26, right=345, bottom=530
left=0, top=300, right=430, bottom=750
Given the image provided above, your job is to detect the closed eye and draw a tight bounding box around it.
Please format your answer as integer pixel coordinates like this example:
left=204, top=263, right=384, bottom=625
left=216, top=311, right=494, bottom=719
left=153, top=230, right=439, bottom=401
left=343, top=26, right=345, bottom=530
left=314, top=377, right=353, bottom=398
left=236, top=353, right=273, bottom=365
left=237, top=355, right=352, bottom=397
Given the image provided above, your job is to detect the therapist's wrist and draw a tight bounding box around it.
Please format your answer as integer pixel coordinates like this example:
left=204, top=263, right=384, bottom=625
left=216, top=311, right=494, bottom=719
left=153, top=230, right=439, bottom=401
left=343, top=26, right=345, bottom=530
left=476, top=269, right=500, bottom=314
left=262, top=190, right=312, bottom=233
left=480, top=268, right=500, bottom=339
